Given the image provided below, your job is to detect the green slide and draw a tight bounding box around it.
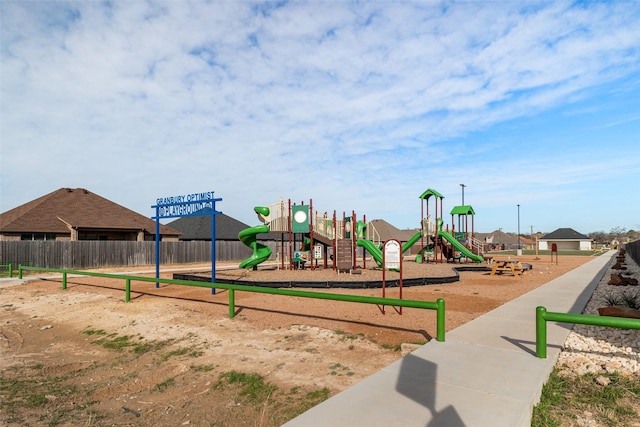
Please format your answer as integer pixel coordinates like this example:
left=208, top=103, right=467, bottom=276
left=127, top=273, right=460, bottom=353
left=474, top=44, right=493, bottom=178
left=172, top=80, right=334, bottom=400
left=356, top=239, right=384, bottom=266
left=437, top=231, right=484, bottom=263
left=238, top=224, right=272, bottom=269
left=356, top=231, right=424, bottom=267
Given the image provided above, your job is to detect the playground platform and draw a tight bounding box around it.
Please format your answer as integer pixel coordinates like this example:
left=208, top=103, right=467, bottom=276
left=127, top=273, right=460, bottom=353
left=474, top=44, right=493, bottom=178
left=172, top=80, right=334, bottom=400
left=282, top=251, right=615, bottom=427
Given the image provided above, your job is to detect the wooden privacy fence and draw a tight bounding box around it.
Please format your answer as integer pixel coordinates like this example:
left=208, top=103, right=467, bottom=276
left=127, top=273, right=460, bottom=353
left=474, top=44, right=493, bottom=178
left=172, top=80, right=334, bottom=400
left=0, top=240, right=281, bottom=270
left=625, top=240, right=640, bottom=266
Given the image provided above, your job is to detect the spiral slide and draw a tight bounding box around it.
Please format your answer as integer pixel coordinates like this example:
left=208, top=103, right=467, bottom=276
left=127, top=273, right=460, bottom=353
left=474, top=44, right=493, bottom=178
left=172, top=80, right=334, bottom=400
left=238, top=224, right=272, bottom=269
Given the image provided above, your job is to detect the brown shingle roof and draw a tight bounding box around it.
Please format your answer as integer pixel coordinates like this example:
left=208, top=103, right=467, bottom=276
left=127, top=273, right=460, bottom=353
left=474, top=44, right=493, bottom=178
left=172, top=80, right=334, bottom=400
left=0, top=188, right=180, bottom=236
left=368, top=219, right=419, bottom=242
left=541, top=228, right=590, bottom=240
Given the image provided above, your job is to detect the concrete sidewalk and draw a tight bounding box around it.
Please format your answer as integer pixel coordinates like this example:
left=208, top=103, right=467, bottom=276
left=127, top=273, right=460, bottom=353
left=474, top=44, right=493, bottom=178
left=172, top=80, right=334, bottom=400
left=283, top=252, right=615, bottom=427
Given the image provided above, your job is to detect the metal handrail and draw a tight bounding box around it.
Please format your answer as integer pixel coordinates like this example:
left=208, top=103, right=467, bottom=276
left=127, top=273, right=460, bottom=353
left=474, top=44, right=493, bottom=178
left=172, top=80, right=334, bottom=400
left=18, top=265, right=447, bottom=342
left=535, top=306, right=640, bottom=358
left=0, top=263, right=12, bottom=277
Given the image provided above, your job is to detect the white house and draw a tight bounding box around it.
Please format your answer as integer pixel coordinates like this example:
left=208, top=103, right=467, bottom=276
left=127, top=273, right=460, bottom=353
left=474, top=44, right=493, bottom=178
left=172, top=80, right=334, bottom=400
left=538, top=228, right=592, bottom=251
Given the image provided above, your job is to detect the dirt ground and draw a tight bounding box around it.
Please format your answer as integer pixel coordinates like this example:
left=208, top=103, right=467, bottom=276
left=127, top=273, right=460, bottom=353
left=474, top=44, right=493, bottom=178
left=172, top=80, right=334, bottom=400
left=0, top=255, right=591, bottom=426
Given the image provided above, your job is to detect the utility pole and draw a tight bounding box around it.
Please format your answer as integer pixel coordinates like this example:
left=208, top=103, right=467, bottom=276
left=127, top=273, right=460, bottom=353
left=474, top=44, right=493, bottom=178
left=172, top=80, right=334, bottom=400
left=517, top=204, right=521, bottom=255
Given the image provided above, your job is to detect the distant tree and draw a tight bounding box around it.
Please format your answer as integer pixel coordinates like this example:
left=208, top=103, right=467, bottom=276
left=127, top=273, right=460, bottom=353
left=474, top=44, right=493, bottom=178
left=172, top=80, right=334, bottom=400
left=610, top=226, right=627, bottom=242
left=589, top=231, right=607, bottom=244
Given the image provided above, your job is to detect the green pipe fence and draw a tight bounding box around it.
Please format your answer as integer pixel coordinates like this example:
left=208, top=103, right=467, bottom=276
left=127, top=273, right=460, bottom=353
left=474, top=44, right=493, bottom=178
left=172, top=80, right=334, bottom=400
left=1, top=260, right=32, bottom=277
left=19, top=265, right=446, bottom=342
left=536, top=306, right=640, bottom=358
left=0, top=263, right=13, bottom=278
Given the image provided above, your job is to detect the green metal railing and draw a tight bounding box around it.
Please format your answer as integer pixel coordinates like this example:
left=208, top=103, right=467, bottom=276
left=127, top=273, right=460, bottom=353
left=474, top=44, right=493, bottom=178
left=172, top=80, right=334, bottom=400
left=1, top=260, right=32, bottom=277
left=0, top=263, right=13, bottom=278
left=536, top=306, right=640, bottom=358
left=18, top=265, right=446, bottom=342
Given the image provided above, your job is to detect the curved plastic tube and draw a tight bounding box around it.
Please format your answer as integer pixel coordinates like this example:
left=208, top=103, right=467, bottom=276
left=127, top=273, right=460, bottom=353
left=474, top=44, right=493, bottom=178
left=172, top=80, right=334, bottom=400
left=238, top=224, right=272, bottom=269
left=356, top=239, right=383, bottom=266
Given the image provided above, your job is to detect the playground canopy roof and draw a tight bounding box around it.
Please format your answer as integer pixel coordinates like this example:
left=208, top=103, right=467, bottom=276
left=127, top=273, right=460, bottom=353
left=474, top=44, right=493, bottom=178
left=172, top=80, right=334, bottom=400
left=419, top=188, right=444, bottom=200
left=450, top=205, right=475, bottom=216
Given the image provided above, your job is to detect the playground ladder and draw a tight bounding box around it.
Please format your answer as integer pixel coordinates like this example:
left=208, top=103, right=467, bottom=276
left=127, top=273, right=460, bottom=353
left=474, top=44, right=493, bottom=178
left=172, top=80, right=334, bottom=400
left=366, top=221, right=382, bottom=247
left=469, top=236, right=484, bottom=255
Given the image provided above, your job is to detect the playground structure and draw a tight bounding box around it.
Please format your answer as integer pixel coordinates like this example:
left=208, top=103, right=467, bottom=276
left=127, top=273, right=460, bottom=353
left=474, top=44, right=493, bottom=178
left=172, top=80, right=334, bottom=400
left=238, top=190, right=487, bottom=271
left=416, top=189, right=485, bottom=264
left=238, top=198, right=377, bottom=271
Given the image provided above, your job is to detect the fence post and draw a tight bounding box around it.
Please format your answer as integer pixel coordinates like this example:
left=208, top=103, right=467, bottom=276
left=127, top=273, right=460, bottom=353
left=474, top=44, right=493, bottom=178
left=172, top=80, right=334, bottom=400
left=536, top=306, right=548, bottom=359
left=436, top=298, right=445, bottom=342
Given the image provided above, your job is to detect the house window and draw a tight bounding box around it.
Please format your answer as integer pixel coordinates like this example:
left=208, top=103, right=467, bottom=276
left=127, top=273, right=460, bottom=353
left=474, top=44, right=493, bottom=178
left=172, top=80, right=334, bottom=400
left=20, top=233, right=56, bottom=241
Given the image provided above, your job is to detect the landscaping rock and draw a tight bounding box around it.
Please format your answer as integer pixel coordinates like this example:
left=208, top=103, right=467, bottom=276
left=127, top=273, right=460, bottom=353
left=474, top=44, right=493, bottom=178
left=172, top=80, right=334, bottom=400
left=597, top=306, right=640, bottom=319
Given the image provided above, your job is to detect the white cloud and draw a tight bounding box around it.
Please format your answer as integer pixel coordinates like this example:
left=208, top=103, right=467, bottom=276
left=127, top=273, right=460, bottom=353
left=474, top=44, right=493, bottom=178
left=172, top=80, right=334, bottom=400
left=1, top=1, right=639, bottom=232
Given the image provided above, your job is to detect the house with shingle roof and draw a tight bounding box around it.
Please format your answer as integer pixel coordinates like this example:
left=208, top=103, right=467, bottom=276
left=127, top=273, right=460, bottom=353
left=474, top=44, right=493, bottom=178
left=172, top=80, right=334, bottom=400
left=539, top=227, right=592, bottom=251
left=365, top=219, right=426, bottom=254
left=474, top=230, right=521, bottom=250
left=0, top=188, right=181, bottom=241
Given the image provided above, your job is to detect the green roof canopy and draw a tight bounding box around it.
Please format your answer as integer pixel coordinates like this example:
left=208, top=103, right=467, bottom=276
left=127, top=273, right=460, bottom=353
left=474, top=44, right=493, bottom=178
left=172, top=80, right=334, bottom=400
left=419, top=188, right=444, bottom=200
left=450, top=205, right=475, bottom=216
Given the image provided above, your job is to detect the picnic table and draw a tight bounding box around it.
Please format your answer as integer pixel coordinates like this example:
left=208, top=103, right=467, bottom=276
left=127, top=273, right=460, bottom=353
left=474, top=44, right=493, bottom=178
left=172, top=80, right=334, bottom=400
left=489, top=259, right=525, bottom=277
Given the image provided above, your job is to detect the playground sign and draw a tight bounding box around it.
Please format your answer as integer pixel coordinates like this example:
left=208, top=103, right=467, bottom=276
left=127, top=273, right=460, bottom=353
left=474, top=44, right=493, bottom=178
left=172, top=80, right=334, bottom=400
left=152, top=191, right=222, bottom=293
left=383, top=240, right=401, bottom=270
left=381, top=239, right=403, bottom=315
left=293, top=251, right=310, bottom=263
left=155, top=191, right=217, bottom=217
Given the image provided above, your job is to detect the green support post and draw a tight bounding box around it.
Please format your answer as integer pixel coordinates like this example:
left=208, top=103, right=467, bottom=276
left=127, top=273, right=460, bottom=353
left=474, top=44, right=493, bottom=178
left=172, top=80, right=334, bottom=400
left=436, top=298, right=445, bottom=342
left=62, top=272, right=67, bottom=290
left=536, top=306, right=548, bottom=358
left=126, top=279, right=131, bottom=302
left=8, top=264, right=12, bottom=278
left=229, top=289, right=235, bottom=318
left=18, top=265, right=23, bottom=279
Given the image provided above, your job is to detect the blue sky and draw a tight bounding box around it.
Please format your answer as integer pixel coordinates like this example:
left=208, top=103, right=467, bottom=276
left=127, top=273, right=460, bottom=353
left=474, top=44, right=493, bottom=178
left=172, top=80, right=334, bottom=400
left=1, top=1, right=639, bottom=235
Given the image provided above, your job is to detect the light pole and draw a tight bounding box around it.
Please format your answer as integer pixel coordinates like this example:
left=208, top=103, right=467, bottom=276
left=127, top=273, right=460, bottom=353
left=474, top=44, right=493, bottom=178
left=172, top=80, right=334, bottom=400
left=517, top=204, right=521, bottom=254
left=460, top=184, right=466, bottom=205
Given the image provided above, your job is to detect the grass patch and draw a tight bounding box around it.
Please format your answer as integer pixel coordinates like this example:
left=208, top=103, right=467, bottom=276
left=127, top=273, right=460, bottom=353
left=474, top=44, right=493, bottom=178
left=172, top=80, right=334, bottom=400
left=334, top=329, right=365, bottom=340
left=84, top=329, right=173, bottom=355
left=532, top=368, right=640, bottom=426
left=191, top=364, right=216, bottom=372
left=161, top=346, right=204, bottom=361
left=0, top=364, right=92, bottom=425
left=216, top=371, right=277, bottom=404
left=214, top=370, right=332, bottom=422
left=328, top=362, right=355, bottom=376
left=381, top=343, right=402, bottom=351
left=153, top=377, right=176, bottom=392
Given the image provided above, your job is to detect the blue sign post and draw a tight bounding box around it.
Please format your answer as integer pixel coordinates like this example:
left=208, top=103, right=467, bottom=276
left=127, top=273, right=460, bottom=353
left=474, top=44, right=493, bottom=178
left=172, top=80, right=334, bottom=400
left=152, top=191, right=222, bottom=294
